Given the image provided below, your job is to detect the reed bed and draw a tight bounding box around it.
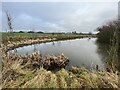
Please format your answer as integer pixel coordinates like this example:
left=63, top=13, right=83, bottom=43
left=6, top=51, right=69, bottom=70
left=2, top=59, right=119, bottom=88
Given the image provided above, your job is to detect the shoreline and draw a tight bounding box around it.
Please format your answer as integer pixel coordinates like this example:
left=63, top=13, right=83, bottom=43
left=3, top=35, right=96, bottom=52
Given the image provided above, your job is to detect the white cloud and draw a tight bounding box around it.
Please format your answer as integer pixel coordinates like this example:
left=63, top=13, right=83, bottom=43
left=13, top=14, right=42, bottom=30
left=2, top=2, right=118, bottom=32
left=55, top=2, right=117, bottom=32
left=2, top=0, right=120, bottom=2
left=42, top=22, right=68, bottom=32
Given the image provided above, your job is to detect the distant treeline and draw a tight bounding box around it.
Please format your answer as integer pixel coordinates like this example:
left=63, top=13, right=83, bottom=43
left=15, top=31, right=44, bottom=33
left=11, top=30, right=94, bottom=35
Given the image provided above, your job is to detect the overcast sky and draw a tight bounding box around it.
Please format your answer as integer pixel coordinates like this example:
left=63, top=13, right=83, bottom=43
left=1, top=2, right=118, bottom=33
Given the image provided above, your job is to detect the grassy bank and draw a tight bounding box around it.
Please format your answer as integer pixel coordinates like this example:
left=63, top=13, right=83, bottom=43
left=2, top=32, right=96, bottom=44
left=2, top=57, right=119, bottom=88
left=1, top=32, right=119, bottom=89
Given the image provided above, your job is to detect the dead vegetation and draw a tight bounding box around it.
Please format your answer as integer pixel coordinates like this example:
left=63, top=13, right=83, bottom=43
left=2, top=59, right=119, bottom=88
left=1, top=36, right=119, bottom=89
left=5, top=51, right=69, bottom=70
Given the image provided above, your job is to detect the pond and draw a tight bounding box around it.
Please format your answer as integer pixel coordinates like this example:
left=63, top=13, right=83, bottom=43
left=9, top=38, right=109, bottom=70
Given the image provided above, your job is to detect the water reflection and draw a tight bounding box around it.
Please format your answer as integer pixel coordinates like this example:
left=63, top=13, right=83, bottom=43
left=9, top=38, right=108, bottom=70
left=95, top=40, right=110, bottom=62
left=52, top=42, right=55, bottom=45
left=87, top=38, right=91, bottom=41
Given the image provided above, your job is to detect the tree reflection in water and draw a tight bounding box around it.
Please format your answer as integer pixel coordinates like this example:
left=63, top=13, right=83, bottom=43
left=95, top=40, right=110, bottom=64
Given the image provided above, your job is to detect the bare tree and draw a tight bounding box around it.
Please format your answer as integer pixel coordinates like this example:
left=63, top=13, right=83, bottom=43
left=5, top=11, right=14, bottom=33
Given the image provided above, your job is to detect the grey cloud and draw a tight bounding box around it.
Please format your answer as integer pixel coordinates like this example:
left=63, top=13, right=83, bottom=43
left=2, top=2, right=118, bottom=32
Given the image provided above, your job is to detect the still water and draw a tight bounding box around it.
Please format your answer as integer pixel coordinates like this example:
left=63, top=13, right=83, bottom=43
left=9, top=38, right=109, bottom=70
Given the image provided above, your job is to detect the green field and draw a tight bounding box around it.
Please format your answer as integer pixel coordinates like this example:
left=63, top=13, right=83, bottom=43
left=2, top=32, right=91, bottom=37
left=2, top=32, right=53, bottom=37
left=2, top=32, right=96, bottom=44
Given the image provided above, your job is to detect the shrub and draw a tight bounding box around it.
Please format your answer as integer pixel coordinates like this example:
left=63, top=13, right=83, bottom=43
left=27, top=31, right=35, bottom=33
left=37, top=31, right=44, bottom=33
left=19, top=31, right=24, bottom=33
left=97, top=20, right=120, bottom=44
